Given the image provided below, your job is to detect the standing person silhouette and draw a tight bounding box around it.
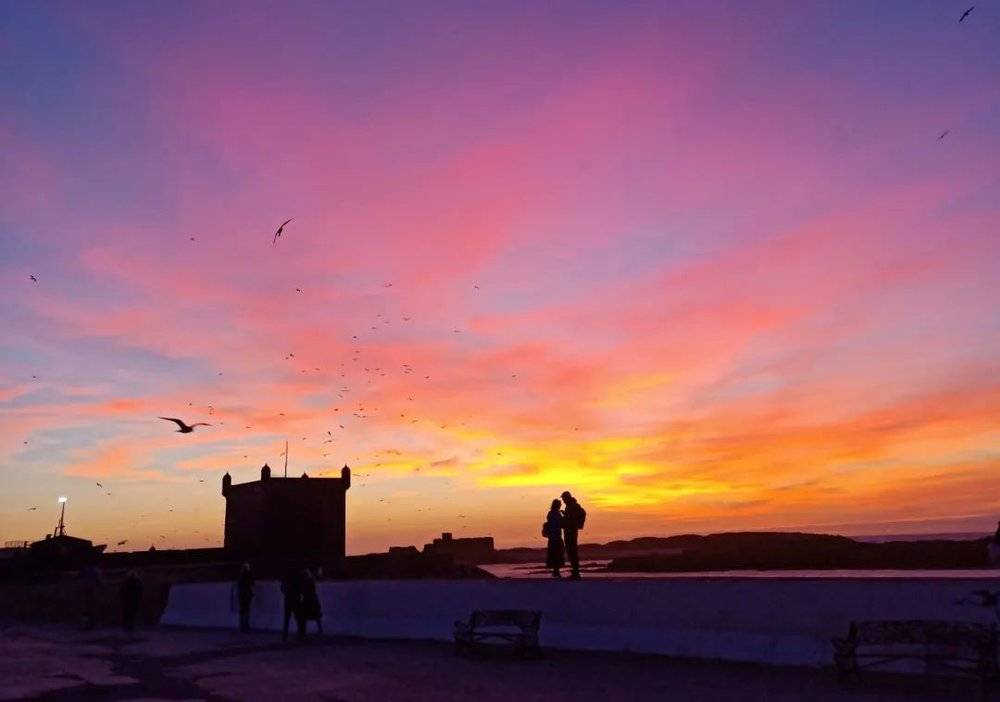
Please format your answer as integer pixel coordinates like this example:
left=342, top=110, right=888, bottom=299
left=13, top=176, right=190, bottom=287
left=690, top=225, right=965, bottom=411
left=543, top=499, right=566, bottom=578
left=280, top=564, right=303, bottom=642
left=80, top=563, right=102, bottom=630
left=561, top=491, right=586, bottom=580
left=989, top=520, right=1000, bottom=567
left=299, top=567, right=323, bottom=636
left=119, top=570, right=144, bottom=631
left=236, top=563, right=254, bottom=632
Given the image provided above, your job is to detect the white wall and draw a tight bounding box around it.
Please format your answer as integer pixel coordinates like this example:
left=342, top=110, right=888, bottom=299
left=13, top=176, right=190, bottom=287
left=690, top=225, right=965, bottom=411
left=161, top=577, right=1000, bottom=667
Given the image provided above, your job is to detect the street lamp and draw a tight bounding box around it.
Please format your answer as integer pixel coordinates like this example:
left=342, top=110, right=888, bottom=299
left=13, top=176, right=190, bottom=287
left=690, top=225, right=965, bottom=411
left=56, top=496, right=67, bottom=536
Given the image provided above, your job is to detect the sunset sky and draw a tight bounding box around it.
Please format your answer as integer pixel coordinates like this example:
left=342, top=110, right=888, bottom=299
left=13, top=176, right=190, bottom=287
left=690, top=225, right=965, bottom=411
left=1, top=1, right=998, bottom=554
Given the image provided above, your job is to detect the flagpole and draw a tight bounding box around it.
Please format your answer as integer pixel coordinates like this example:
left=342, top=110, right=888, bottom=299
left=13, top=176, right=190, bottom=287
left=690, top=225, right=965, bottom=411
left=284, top=439, right=288, bottom=478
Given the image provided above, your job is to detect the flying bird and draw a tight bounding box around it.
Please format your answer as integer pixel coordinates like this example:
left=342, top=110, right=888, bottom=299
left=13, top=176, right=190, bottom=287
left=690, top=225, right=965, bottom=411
left=158, top=416, right=211, bottom=433
left=27, top=506, right=38, bottom=511
left=96, top=482, right=103, bottom=488
left=116, top=540, right=127, bottom=546
left=29, top=275, right=37, bottom=283
left=937, top=130, right=950, bottom=141
left=959, top=6, right=974, bottom=22
left=272, top=218, right=294, bottom=245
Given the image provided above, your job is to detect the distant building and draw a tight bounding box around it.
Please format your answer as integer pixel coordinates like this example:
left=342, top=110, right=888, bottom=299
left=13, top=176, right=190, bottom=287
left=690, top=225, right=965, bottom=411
left=422, top=532, right=495, bottom=564
left=222, top=463, right=351, bottom=565
left=29, top=534, right=105, bottom=570
left=388, top=545, right=419, bottom=556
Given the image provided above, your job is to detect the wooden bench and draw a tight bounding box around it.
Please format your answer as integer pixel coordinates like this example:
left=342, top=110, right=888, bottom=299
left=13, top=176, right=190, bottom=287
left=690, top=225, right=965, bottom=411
left=832, top=620, right=998, bottom=686
left=454, top=610, right=541, bottom=657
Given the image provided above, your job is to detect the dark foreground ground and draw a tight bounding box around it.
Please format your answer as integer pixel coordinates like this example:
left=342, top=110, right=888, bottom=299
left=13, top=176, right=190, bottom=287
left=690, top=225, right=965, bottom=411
left=0, top=624, right=992, bottom=701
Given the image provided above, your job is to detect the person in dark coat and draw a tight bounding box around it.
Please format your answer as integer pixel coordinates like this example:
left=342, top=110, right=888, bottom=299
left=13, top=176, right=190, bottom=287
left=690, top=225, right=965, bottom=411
left=280, top=565, right=303, bottom=642
left=236, top=563, right=254, bottom=632
left=119, top=570, right=143, bottom=631
left=544, top=499, right=565, bottom=578
left=298, top=568, right=323, bottom=637
left=561, top=491, right=586, bottom=580
left=80, top=564, right=102, bottom=630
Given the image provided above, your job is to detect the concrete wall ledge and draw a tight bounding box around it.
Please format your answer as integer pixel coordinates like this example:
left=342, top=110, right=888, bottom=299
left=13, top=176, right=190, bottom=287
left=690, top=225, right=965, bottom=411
left=161, top=577, right=1000, bottom=667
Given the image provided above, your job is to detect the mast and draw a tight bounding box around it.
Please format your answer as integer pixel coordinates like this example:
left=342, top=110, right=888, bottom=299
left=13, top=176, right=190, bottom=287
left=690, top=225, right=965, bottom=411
left=56, top=496, right=67, bottom=536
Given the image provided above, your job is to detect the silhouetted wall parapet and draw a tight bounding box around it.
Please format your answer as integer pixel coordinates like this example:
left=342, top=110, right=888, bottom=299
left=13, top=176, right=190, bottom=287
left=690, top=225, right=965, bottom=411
left=222, top=465, right=350, bottom=565
left=162, top=576, right=1000, bottom=668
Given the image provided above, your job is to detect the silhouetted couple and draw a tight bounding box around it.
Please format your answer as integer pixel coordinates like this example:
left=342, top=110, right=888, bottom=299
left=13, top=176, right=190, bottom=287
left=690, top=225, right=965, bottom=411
left=543, top=491, right=587, bottom=579
left=281, top=565, right=323, bottom=641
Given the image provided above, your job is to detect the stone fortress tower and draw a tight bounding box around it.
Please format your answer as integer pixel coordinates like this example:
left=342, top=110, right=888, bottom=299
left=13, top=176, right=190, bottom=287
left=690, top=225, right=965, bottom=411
left=222, top=464, right=350, bottom=565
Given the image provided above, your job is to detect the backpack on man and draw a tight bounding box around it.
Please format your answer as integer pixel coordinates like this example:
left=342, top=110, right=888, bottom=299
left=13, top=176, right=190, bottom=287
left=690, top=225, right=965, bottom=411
left=566, top=503, right=586, bottom=530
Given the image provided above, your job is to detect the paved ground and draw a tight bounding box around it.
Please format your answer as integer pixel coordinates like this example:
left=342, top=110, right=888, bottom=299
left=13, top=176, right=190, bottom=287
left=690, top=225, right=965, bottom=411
left=0, top=624, right=991, bottom=701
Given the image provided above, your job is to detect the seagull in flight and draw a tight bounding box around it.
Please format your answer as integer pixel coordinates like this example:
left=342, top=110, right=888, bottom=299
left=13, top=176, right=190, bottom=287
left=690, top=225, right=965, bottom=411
left=158, top=417, right=211, bottom=433
left=272, top=218, right=294, bottom=245
left=27, top=506, right=38, bottom=511
left=96, top=482, right=103, bottom=488
left=959, top=6, right=974, bottom=22
left=937, top=130, right=950, bottom=141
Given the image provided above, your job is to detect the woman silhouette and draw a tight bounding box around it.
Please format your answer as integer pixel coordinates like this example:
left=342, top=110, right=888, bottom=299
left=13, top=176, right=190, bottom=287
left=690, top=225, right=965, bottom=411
left=543, top=499, right=566, bottom=578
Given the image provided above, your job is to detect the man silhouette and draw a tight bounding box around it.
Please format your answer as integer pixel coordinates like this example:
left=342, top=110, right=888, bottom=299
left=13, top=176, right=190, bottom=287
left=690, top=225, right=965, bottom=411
left=299, top=567, right=323, bottom=637
left=280, top=564, right=303, bottom=641
left=119, top=570, right=143, bottom=631
left=80, top=564, right=102, bottom=630
left=236, top=563, right=254, bottom=632
left=561, top=491, right=586, bottom=580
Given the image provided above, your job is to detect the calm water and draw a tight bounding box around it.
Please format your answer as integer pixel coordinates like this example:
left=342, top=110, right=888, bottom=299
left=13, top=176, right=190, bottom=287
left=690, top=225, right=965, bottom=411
left=480, top=561, right=1000, bottom=580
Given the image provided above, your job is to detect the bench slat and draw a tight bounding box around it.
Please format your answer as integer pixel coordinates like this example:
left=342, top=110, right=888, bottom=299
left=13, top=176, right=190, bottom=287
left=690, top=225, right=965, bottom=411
left=454, top=609, right=542, bottom=657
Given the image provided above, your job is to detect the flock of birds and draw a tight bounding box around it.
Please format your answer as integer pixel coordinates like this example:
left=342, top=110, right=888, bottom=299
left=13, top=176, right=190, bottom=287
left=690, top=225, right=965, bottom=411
left=22, top=213, right=511, bottom=550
